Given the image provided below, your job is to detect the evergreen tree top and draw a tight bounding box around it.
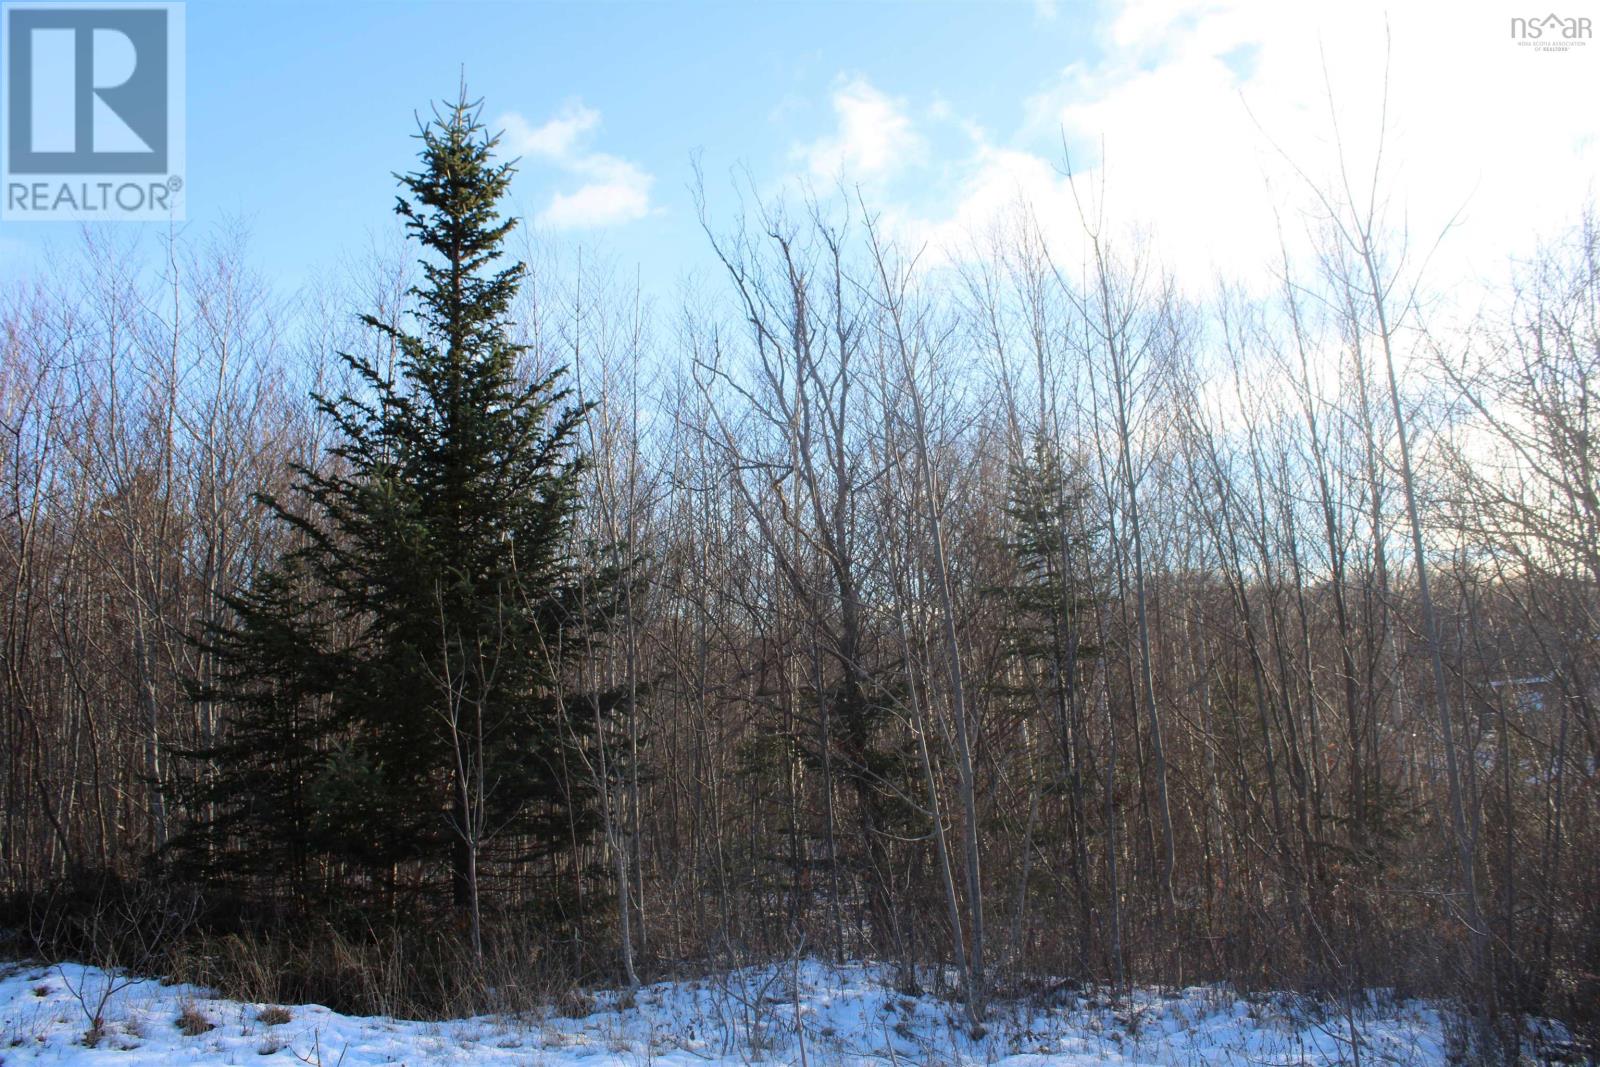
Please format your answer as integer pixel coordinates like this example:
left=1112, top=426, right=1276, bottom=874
left=392, top=89, right=525, bottom=357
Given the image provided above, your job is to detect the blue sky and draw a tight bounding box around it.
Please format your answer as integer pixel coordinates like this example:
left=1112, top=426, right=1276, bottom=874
left=3, top=0, right=1597, bottom=298
left=1, top=0, right=1101, bottom=291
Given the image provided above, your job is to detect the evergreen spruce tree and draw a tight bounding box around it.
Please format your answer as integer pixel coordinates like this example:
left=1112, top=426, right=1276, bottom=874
left=1000, top=435, right=1098, bottom=676
left=175, top=92, right=616, bottom=926
left=993, top=434, right=1101, bottom=972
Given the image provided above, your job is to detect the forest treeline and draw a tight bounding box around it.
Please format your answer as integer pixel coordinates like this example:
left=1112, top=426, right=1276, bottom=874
left=1, top=97, right=1596, bottom=1053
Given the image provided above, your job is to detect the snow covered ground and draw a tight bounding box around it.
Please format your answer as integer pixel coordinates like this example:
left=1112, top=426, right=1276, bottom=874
left=0, top=958, right=1502, bottom=1065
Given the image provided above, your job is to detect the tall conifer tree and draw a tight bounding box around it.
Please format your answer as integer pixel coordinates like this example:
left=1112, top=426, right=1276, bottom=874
left=176, top=92, right=616, bottom=922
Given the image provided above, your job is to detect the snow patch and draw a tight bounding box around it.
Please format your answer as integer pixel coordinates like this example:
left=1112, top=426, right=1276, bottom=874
left=0, top=959, right=1523, bottom=1065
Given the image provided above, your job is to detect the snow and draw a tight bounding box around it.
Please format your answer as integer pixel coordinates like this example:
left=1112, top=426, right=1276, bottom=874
left=0, top=958, right=1483, bottom=1065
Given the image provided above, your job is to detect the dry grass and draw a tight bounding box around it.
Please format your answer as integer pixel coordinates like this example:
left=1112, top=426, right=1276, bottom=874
left=257, top=1005, right=292, bottom=1025
left=175, top=1002, right=214, bottom=1036
left=165, top=922, right=585, bottom=1019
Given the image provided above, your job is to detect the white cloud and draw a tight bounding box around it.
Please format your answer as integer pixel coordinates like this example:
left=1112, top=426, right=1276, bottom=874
left=859, top=0, right=1599, bottom=292
left=498, top=102, right=655, bottom=229
left=501, top=104, right=600, bottom=160
left=538, top=155, right=654, bottom=230
left=797, top=77, right=925, bottom=183
left=1036, top=0, right=1599, bottom=285
left=891, top=145, right=1084, bottom=265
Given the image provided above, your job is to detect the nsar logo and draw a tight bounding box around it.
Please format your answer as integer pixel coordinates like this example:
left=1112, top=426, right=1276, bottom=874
left=1510, top=12, right=1592, bottom=50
